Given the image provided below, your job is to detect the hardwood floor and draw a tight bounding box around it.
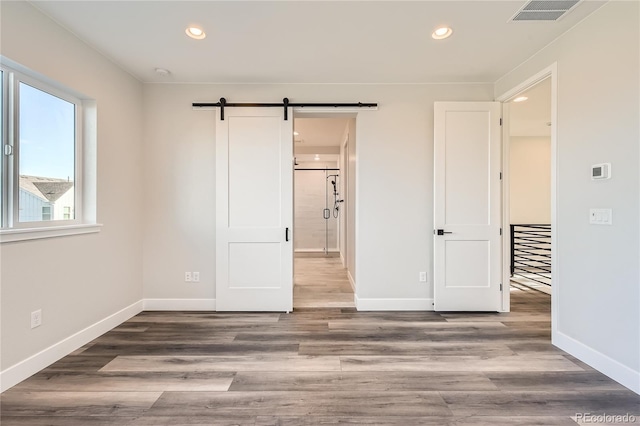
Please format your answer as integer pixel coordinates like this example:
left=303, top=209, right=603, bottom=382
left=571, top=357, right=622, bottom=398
left=2, top=287, right=639, bottom=425
left=294, top=254, right=354, bottom=308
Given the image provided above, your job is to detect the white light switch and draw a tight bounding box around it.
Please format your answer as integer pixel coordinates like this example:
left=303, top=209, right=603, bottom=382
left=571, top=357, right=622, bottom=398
left=590, top=208, right=612, bottom=225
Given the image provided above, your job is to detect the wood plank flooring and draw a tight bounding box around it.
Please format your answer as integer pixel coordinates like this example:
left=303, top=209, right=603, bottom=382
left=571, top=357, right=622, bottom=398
left=294, top=254, right=354, bottom=308
left=2, top=287, right=639, bottom=425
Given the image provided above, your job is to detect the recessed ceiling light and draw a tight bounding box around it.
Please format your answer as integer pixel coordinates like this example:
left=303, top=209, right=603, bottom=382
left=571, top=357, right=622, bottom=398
left=314, top=154, right=320, bottom=161
left=186, top=26, right=206, bottom=40
left=432, top=26, right=453, bottom=40
left=513, top=96, right=529, bottom=103
left=293, top=131, right=299, bottom=136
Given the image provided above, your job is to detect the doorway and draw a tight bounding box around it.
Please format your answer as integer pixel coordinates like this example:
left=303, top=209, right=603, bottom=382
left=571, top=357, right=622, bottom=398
left=498, top=65, right=557, bottom=336
left=506, top=78, right=553, bottom=296
left=293, top=117, right=355, bottom=308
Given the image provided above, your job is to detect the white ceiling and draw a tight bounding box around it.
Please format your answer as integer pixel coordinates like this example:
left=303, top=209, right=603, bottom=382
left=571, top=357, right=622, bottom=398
left=31, top=1, right=606, bottom=84
left=295, top=155, right=339, bottom=163
left=294, top=118, right=349, bottom=147
left=510, top=77, right=552, bottom=137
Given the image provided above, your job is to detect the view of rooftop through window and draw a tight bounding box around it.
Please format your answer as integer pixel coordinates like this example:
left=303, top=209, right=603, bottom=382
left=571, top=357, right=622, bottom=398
left=18, top=82, right=75, bottom=222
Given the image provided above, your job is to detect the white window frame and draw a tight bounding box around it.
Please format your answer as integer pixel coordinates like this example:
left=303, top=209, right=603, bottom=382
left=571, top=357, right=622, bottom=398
left=0, top=59, right=100, bottom=242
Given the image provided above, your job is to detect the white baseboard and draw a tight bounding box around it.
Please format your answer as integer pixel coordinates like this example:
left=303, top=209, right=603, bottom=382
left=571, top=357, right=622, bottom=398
left=294, top=249, right=339, bottom=253
left=143, top=298, right=216, bottom=311
left=355, top=295, right=434, bottom=311
left=0, top=300, right=143, bottom=392
left=347, top=270, right=356, bottom=293
left=340, top=253, right=346, bottom=268
left=554, top=330, right=640, bottom=394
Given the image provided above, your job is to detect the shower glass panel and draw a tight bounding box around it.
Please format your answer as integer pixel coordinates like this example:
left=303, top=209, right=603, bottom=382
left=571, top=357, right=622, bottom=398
left=294, top=163, right=340, bottom=254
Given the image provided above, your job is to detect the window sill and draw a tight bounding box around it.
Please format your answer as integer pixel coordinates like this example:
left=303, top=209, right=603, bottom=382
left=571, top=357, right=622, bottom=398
left=0, top=223, right=102, bottom=243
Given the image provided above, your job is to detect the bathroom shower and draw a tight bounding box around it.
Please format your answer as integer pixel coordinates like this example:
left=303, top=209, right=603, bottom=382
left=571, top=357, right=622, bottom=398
left=326, top=174, right=344, bottom=219
left=294, top=165, right=342, bottom=255
left=322, top=169, right=344, bottom=254
left=321, top=172, right=342, bottom=254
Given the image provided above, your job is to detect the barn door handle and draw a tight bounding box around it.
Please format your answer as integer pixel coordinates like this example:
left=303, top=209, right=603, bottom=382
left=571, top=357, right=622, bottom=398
left=285, top=227, right=290, bottom=242
left=436, top=229, right=452, bottom=235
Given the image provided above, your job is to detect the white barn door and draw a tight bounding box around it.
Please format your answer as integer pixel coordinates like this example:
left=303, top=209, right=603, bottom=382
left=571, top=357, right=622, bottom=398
left=434, top=102, right=502, bottom=311
left=216, top=107, right=293, bottom=312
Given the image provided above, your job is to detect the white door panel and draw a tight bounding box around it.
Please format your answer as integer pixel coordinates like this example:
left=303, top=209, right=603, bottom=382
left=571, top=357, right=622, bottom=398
left=228, top=243, right=281, bottom=289
left=444, top=111, right=491, bottom=225
left=444, top=240, right=490, bottom=288
left=228, top=116, right=282, bottom=228
left=216, top=107, right=293, bottom=312
left=434, top=102, right=501, bottom=312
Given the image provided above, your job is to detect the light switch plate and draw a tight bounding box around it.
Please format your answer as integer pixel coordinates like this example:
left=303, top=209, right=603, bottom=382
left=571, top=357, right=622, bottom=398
left=590, top=208, right=612, bottom=225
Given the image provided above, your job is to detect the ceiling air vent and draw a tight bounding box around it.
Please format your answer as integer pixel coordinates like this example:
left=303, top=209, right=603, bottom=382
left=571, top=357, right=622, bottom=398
left=511, top=0, right=581, bottom=22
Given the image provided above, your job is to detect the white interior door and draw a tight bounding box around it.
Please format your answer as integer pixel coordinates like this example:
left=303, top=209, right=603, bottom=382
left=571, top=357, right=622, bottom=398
left=216, top=107, right=293, bottom=312
left=434, top=102, right=502, bottom=311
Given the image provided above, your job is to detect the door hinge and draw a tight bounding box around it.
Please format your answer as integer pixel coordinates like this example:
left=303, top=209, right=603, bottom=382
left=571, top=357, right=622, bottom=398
left=499, top=172, right=502, bottom=180
left=499, top=118, right=503, bottom=126
left=500, top=283, right=503, bottom=291
left=500, top=228, right=502, bottom=235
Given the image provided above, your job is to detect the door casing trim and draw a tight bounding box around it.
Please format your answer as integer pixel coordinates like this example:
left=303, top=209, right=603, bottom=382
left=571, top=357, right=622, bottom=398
left=495, top=63, right=558, bottom=326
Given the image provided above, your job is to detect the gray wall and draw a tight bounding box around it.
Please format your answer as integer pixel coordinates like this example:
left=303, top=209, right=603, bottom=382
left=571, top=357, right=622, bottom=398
left=497, top=1, right=639, bottom=391
left=141, top=84, right=494, bottom=305
left=1, top=2, right=144, bottom=370
left=346, top=119, right=356, bottom=282
left=510, top=136, right=551, bottom=224
left=3, top=0, right=636, bottom=395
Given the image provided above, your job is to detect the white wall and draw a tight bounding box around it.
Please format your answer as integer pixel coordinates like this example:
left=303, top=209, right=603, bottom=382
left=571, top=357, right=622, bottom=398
left=294, top=161, right=339, bottom=252
left=141, top=83, right=493, bottom=307
left=345, top=119, right=356, bottom=283
left=0, top=1, right=143, bottom=381
left=339, top=134, right=348, bottom=265
left=510, top=137, right=551, bottom=224
left=496, top=1, right=639, bottom=392
left=141, top=86, right=215, bottom=302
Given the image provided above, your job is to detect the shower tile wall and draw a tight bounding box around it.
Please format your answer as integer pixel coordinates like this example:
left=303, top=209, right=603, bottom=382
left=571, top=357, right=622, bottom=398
left=294, top=161, right=339, bottom=252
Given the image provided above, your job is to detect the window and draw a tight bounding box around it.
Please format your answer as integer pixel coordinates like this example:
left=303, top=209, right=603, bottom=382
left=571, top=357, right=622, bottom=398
left=18, top=82, right=76, bottom=223
left=0, top=59, right=97, bottom=241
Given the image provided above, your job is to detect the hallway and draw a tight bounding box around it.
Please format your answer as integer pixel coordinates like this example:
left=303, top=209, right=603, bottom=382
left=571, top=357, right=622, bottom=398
left=294, top=254, right=355, bottom=309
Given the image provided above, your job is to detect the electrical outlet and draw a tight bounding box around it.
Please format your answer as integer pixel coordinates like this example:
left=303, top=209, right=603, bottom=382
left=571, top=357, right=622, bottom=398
left=31, top=309, right=42, bottom=329
left=419, top=272, right=427, bottom=282
left=185, top=272, right=192, bottom=282
left=193, top=272, right=200, bottom=282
